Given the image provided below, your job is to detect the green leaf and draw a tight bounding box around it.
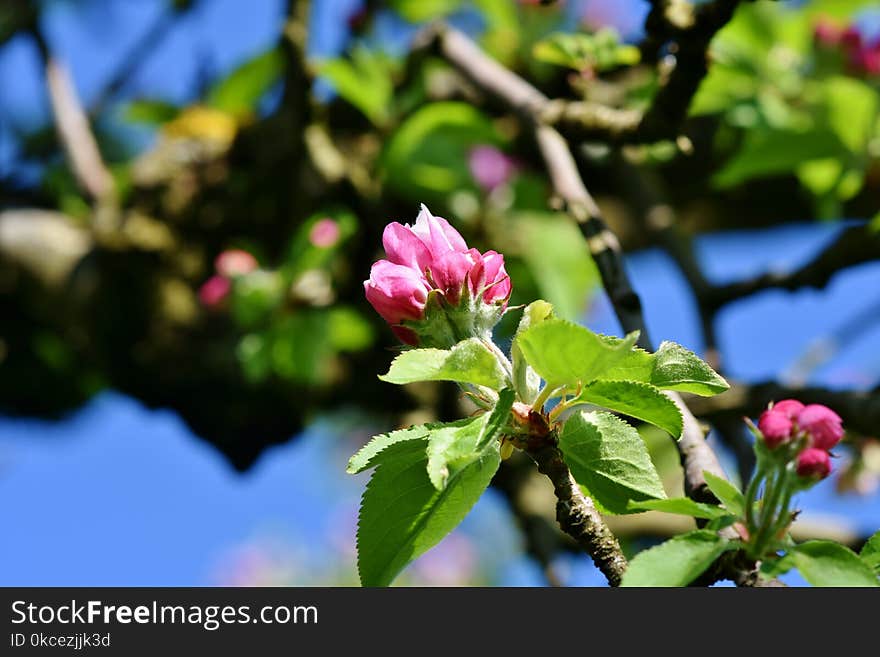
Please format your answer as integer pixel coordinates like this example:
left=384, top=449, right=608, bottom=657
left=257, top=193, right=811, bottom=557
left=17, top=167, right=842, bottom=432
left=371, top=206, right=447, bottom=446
left=823, top=76, right=879, bottom=153
left=532, top=30, right=640, bottom=72
left=628, top=498, right=731, bottom=520
left=514, top=212, right=599, bottom=321
left=206, top=48, right=283, bottom=118
left=426, top=389, right=513, bottom=489
left=600, top=340, right=728, bottom=396
left=702, top=471, right=745, bottom=517
left=356, top=437, right=500, bottom=586
left=650, top=342, right=731, bottom=395
left=389, top=0, right=463, bottom=21
left=559, top=410, right=666, bottom=515
left=621, top=530, right=734, bottom=587
left=318, top=48, right=394, bottom=126
left=382, top=102, right=498, bottom=201
left=516, top=319, right=639, bottom=387
left=348, top=422, right=457, bottom=474
left=511, top=301, right=553, bottom=404
left=791, top=541, right=879, bottom=587
left=575, top=380, right=683, bottom=438
left=125, top=99, right=180, bottom=125
left=860, top=531, right=880, bottom=574
left=713, top=128, right=846, bottom=189
left=379, top=338, right=507, bottom=390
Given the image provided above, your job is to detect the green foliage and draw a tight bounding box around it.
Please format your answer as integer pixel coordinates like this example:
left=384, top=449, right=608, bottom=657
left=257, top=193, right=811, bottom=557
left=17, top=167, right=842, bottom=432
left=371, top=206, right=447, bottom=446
left=559, top=410, right=666, bottom=515
left=512, top=212, right=599, bottom=321
left=791, top=541, right=880, bottom=587
left=713, top=129, right=845, bottom=189
left=702, top=471, right=746, bottom=518
left=351, top=391, right=512, bottom=585
left=511, top=300, right=553, bottom=404
left=426, top=389, right=513, bottom=489
left=532, top=29, right=640, bottom=72
left=860, top=531, right=880, bottom=574
left=690, top=0, right=880, bottom=207
left=389, top=0, right=463, bottom=22
left=356, top=437, right=500, bottom=586
left=379, top=338, right=508, bottom=390
left=318, top=47, right=395, bottom=126
left=621, top=530, right=735, bottom=587
left=125, top=100, right=180, bottom=126
left=516, top=318, right=640, bottom=386
left=348, top=423, right=446, bottom=474
left=383, top=102, right=499, bottom=200
left=601, top=341, right=729, bottom=396
left=628, top=497, right=731, bottom=520
left=207, top=48, right=284, bottom=118
left=574, top=380, right=683, bottom=438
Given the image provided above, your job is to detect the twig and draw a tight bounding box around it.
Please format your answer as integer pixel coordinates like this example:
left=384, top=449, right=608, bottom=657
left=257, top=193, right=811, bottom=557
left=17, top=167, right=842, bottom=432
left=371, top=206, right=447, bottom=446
left=547, top=0, right=744, bottom=144
left=89, top=6, right=182, bottom=116
left=527, top=440, right=628, bottom=587
left=31, top=28, right=114, bottom=203
left=703, top=224, right=880, bottom=311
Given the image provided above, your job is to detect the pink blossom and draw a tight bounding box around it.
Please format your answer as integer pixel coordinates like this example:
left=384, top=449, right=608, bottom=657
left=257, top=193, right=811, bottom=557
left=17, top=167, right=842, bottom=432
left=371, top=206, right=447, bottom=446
left=215, top=249, right=257, bottom=278
left=199, top=275, right=231, bottom=308
left=797, top=404, right=844, bottom=451
left=363, top=260, right=431, bottom=344
left=364, top=205, right=512, bottom=344
left=309, top=218, right=342, bottom=248
left=770, top=399, right=805, bottom=419
left=758, top=409, right=793, bottom=449
left=796, top=447, right=832, bottom=480
left=814, top=19, right=843, bottom=47
left=468, top=145, right=517, bottom=192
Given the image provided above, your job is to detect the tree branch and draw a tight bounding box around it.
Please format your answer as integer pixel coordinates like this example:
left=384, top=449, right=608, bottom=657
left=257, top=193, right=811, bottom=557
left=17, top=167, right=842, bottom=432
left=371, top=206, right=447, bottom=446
left=31, top=28, right=115, bottom=203
left=547, top=0, right=744, bottom=144
left=527, top=440, right=628, bottom=587
left=704, top=224, right=880, bottom=311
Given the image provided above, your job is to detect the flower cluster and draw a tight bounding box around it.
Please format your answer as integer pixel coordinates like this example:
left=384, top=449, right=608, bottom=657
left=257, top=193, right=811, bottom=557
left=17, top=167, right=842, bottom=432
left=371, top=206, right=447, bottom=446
left=758, top=399, right=843, bottom=480
left=199, top=249, right=259, bottom=308
left=364, top=205, right=511, bottom=346
left=814, top=17, right=880, bottom=76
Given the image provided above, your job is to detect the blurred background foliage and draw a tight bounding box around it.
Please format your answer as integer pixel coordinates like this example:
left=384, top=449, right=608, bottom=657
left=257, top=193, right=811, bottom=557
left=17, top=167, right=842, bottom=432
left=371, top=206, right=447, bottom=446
left=1, top=0, right=879, bottom=585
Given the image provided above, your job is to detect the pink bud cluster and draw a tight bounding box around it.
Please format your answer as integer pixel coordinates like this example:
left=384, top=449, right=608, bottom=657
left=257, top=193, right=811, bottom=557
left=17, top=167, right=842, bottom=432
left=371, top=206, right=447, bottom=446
left=814, top=18, right=880, bottom=76
left=199, top=249, right=259, bottom=308
left=757, top=399, right=844, bottom=480
left=364, top=205, right=512, bottom=345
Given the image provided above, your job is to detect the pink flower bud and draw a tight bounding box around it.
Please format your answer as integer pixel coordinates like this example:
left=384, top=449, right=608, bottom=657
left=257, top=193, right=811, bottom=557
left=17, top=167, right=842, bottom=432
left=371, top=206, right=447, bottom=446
left=841, top=25, right=863, bottom=49
left=364, top=205, right=512, bottom=345
left=796, top=447, right=832, bottom=480
left=758, top=409, right=793, bottom=449
left=309, top=218, right=342, bottom=248
left=468, top=145, right=517, bottom=192
left=199, top=275, right=232, bottom=308
left=814, top=19, right=843, bottom=47
left=215, top=249, right=257, bottom=278
left=797, top=404, right=844, bottom=451
left=770, top=399, right=805, bottom=419
left=363, top=260, right=430, bottom=343
left=854, top=45, right=880, bottom=75
left=468, top=249, right=511, bottom=305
